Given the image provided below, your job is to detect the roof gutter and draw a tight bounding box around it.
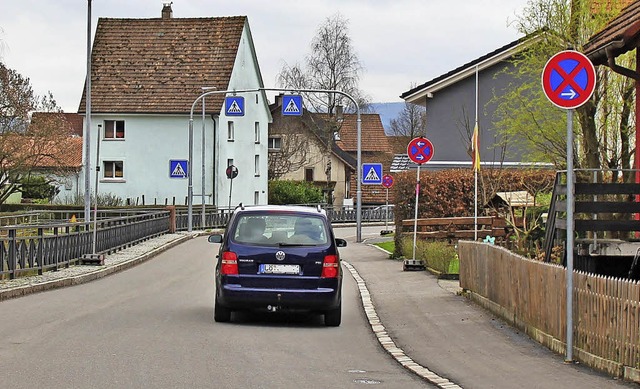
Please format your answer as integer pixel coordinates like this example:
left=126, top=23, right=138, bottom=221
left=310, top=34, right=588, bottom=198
left=604, top=40, right=640, bottom=81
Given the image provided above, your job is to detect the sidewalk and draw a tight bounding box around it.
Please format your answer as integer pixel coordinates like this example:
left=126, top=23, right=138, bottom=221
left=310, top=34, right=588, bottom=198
left=347, top=239, right=633, bottom=388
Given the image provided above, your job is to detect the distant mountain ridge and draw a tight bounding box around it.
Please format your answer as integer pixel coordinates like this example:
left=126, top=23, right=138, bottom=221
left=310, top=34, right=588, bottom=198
left=368, top=102, right=405, bottom=135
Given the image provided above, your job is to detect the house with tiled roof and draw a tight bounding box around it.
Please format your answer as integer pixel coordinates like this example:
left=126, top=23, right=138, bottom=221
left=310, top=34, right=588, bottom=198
left=331, top=113, right=394, bottom=205
left=397, top=34, right=549, bottom=172
left=77, top=4, right=271, bottom=207
left=268, top=95, right=356, bottom=206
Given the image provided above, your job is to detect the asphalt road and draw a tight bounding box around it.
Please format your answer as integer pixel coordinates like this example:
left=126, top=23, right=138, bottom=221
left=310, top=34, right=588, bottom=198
left=0, top=230, right=428, bottom=389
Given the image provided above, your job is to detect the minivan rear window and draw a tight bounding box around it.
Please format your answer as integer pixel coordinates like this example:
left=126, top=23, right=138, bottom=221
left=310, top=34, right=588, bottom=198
left=232, top=214, right=328, bottom=246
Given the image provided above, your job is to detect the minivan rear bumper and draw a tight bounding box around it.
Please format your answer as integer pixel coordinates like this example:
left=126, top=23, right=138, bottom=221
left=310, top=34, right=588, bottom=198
left=217, top=277, right=341, bottom=311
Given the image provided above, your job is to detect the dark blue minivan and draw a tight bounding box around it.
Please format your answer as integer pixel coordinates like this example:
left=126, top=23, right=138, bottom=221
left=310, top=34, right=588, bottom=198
left=208, top=205, right=347, bottom=326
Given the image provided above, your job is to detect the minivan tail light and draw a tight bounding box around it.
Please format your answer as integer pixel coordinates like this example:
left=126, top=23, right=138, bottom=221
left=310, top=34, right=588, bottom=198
left=221, top=251, right=238, bottom=275
left=321, top=255, right=339, bottom=278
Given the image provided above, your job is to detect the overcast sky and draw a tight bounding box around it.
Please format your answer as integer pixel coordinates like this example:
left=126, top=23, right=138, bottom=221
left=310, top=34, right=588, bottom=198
left=0, top=0, right=529, bottom=112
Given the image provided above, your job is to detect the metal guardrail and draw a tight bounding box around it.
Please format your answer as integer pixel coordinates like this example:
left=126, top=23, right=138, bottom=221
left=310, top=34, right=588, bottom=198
left=0, top=210, right=170, bottom=279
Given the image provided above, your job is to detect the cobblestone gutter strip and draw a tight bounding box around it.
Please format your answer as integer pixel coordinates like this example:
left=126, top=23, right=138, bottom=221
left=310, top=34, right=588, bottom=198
left=343, top=260, right=463, bottom=389
left=0, top=233, right=197, bottom=302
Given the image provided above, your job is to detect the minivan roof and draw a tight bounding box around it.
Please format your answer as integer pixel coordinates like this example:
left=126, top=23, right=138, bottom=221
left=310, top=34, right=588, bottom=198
left=234, top=204, right=327, bottom=216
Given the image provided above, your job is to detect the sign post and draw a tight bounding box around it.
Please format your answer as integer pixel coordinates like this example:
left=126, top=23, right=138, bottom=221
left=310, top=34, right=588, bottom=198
left=405, top=137, right=434, bottom=271
left=226, top=165, right=238, bottom=210
left=542, top=49, right=596, bottom=363
left=381, top=174, right=394, bottom=235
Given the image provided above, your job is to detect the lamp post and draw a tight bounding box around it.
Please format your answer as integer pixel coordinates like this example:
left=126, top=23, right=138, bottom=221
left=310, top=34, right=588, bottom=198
left=187, top=87, right=362, bottom=242
left=84, top=0, right=92, bottom=224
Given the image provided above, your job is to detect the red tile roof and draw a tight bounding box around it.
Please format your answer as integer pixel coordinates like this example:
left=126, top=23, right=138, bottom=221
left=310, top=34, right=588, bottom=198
left=584, top=0, right=640, bottom=64
left=78, top=16, right=247, bottom=114
left=4, top=135, right=83, bottom=170
left=320, top=113, right=390, bottom=153
left=31, top=112, right=83, bottom=137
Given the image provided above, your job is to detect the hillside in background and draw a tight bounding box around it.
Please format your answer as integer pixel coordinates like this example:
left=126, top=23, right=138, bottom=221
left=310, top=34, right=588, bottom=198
left=369, top=102, right=404, bottom=135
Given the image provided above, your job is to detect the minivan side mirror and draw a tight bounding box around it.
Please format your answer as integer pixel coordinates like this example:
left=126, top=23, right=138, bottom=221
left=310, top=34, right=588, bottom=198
left=208, top=234, right=223, bottom=243
left=335, top=238, right=347, bottom=247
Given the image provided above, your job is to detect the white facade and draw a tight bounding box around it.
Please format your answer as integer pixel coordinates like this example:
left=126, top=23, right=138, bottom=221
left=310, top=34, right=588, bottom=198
left=74, top=23, right=270, bottom=208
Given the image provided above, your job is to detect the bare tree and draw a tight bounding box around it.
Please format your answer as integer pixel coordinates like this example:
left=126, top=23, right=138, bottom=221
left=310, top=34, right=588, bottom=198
left=388, top=101, right=426, bottom=153
left=268, top=119, right=311, bottom=180
left=277, top=13, right=368, bottom=203
left=0, top=63, right=73, bottom=203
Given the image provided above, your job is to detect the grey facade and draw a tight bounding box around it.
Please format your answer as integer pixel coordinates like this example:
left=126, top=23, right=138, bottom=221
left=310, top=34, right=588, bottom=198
left=401, top=36, right=535, bottom=167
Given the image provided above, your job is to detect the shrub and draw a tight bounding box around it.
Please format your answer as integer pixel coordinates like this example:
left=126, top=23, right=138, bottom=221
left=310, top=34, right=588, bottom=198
left=401, top=237, right=458, bottom=274
left=268, top=180, right=323, bottom=205
left=20, top=176, right=58, bottom=200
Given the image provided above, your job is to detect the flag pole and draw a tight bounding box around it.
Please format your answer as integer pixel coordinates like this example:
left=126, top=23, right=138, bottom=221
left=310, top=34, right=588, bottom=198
left=474, top=65, right=479, bottom=241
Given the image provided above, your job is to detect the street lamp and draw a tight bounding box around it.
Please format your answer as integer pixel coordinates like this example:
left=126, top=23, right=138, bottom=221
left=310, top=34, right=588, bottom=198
left=187, top=87, right=363, bottom=242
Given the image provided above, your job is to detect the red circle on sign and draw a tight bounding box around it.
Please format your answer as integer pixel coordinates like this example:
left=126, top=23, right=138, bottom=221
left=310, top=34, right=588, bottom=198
left=407, top=137, right=434, bottom=164
left=542, top=50, right=596, bottom=109
left=381, top=174, right=394, bottom=188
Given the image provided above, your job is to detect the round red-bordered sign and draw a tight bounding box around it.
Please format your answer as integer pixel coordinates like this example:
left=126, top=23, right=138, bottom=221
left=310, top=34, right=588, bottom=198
left=542, top=50, right=596, bottom=109
left=381, top=174, right=394, bottom=189
left=407, top=137, right=434, bottom=164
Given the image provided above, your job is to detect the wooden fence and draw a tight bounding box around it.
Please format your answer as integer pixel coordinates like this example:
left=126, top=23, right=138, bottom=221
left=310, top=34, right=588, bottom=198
left=401, top=216, right=508, bottom=242
left=459, top=241, right=640, bottom=382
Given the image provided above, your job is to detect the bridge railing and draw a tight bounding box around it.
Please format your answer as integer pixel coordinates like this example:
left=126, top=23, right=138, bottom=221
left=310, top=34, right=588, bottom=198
left=0, top=210, right=170, bottom=279
left=174, top=205, right=394, bottom=231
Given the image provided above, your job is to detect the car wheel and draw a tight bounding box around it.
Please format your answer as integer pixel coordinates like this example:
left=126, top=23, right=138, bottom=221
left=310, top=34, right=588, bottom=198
left=214, top=296, right=231, bottom=323
left=324, top=304, right=341, bottom=327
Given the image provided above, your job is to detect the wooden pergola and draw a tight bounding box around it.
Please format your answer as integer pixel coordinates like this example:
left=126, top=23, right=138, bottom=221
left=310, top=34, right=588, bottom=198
left=583, top=1, right=640, bottom=179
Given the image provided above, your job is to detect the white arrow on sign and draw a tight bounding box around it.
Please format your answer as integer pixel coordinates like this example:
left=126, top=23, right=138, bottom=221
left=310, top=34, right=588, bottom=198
left=415, top=154, right=424, bottom=161
left=561, top=89, right=577, bottom=99
left=417, top=141, right=426, bottom=147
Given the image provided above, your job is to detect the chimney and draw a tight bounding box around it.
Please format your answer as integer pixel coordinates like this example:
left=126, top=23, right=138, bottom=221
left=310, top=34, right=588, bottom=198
left=162, top=2, right=173, bottom=19
left=275, top=93, right=284, bottom=107
left=335, top=105, right=343, bottom=122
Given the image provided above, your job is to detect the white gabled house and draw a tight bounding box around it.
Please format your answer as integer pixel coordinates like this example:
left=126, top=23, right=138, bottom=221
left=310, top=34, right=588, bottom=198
left=77, top=4, right=271, bottom=207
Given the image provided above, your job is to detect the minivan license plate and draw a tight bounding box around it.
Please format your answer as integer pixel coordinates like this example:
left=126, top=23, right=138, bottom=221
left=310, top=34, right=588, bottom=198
left=259, top=264, right=300, bottom=275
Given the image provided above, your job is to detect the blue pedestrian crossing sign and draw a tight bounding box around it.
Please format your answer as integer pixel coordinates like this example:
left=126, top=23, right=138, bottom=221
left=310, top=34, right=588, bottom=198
left=282, top=95, right=303, bottom=116
left=362, top=163, right=383, bottom=185
left=169, top=160, right=188, bottom=178
left=225, top=96, right=245, bottom=116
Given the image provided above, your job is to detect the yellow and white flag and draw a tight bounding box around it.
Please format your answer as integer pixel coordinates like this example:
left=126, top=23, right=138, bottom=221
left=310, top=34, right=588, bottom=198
left=471, top=122, right=480, bottom=172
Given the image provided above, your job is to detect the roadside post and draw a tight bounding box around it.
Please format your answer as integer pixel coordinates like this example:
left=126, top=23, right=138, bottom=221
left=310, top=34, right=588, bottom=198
left=405, top=136, right=434, bottom=271
left=542, top=49, right=596, bottom=362
left=381, top=174, right=394, bottom=235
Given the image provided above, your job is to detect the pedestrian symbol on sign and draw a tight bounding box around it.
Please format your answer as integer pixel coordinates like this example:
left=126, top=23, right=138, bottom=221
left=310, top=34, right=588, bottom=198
left=361, top=163, right=383, bottom=185
left=169, top=159, right=189, bottom=179
left=365, top=167, right=380, bottom=182
left=282, top=95, right=303, bottom=116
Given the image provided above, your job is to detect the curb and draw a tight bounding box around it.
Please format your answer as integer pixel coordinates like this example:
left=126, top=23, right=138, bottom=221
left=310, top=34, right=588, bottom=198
left=343, top=260, right=463, bottom=389
left=0, top=234, right=195, bottom=302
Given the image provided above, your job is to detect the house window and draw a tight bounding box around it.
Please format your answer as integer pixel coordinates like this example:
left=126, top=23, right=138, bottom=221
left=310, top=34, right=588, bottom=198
left=254, top=155, right=260, bottom=176
left=227, top=158, right=234, bottom=167
left=268, top=137, right=282, bottom=151
left=254, top=122, right=260, bottom=143
left=227, top=121, right=234, bottom=141
left=305, top=168, right=314, bottom=182
left=104, top=120, right=125, bottom=139
left=254, top=191, right=259, bottom=205
left=103, top=161, right=124, bottom=179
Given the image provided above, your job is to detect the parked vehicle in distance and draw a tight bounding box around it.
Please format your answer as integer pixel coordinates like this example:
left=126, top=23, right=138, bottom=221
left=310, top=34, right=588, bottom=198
left=208, top=204, right=347, bottom=326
